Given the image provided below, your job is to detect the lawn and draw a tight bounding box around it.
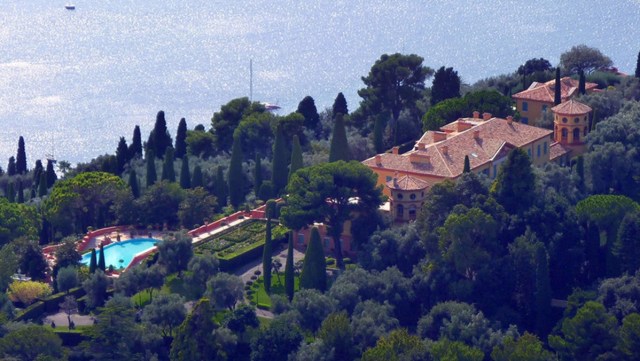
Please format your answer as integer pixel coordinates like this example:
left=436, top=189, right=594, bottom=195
left=249, top=275, right=300, bottom=310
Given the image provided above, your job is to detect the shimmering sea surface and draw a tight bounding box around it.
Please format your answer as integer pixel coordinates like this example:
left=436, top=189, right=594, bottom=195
left=0, top=0, right=638, bottom=164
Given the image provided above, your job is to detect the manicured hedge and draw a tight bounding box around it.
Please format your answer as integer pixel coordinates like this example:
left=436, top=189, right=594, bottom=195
left=217, top=232, right=287, bottom=272
left=14, top=301, right=46, bottom=322
left=43, top=287, right=86, bottom=313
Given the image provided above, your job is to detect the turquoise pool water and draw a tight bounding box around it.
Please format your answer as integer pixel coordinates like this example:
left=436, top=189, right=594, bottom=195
left=81, top=238, right=158, bottom=270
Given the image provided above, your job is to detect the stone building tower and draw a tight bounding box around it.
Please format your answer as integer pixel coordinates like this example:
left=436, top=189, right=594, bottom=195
left=551, top=99, right=592, bottom=156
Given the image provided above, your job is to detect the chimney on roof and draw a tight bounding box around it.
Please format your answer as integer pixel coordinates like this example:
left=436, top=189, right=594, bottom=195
left=392, top=146, right=399, bottom=155
left=393, top=171, right=399, bottom=185
left=417, top=142, right=426, bottom=150
left=375, top=154, right=382, bottom=166
left=457, top=121, right=473, bottom=132
left=433, top=131, right=447, bottom=142
left=473, top=111, right=480, bottom=119
left=409, top=152, right=430, bottom=165
left=506, top=116, right=513, bottom=124
left=442, top=145, right=448, bottom=155
left=482, top=112, right=492, bottom=120
left=473, top=130, right=480, bottom=139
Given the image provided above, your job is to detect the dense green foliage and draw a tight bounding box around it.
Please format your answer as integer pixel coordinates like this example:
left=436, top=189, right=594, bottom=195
left=431, top=66, right=461, bottom=105
left=300, top=227, right=327, bottom=292
left=328, top=113, right=352, bottom=162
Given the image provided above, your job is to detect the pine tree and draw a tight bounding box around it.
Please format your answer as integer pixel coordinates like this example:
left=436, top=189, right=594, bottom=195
left=285, top=232, right=295, bottom=301
left=228, top=137, right=244, bottom=208
left=180, top=154, right=191, bottom=189
left=129, top=169, right=140, bottom=198
left=262, top=215, right=273, bottom=294
left=579, top=70, right=586, bottom=95
left=175, top=118, right=187, bottom=159
left=7, top=183, right=15, bottom=203
left=38, top=173, right=47, bottom=197
left=192, top=165, right=203, bottom=188
left=98, top=243, right=106, bottom=271
left=46, top=159, right=57, bottom=188
left=17, top=180, right=24, bottom=203
left=463, top=155, right=471, bottom=173
left=7, top=156, right=16, bottom=176
left=332, top=92, right=349, bottom=117
left=89, top=248, right=97, bottom=273
left=297, top=96, right=320, bottom=130
left=16, top=136, right=27, bottom=174
left=534, top=244, right=552, bottom=336
left=129, top=125, right=143, bottom=160
left=161, top=147, right=176, bottom=182
left=271, top=125, right=289, bottom=195
left=373, top=113, right=384, bottom=153
left=115, top=137, right=128, bottom=174
left=636, top=51, right=640, bottom=78
left=148, top=110, right=173, bottom=158
left=254, top=155, right=263, bottom=197
left=554, top=67, right=561, bottom=105
left=215, top=166, right=228, bottom=208
left=300, top=227, right=326, bottom=292
left=146, top=150, right=157, bottom=187
left=288, top=135, right=303, bottom=181
left=329, top=113, right=351, bottom=162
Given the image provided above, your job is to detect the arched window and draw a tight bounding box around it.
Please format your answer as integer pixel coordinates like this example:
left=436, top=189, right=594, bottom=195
left=408, top=205, right=417, bottom=220
left=397, top=204, right=404, bottom=219
left=561, top=128, right=568, bottom=141
left=573, top=128, right=580, bottom=143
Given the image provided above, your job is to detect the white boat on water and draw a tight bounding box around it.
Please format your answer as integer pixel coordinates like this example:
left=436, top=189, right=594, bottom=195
left=65, top=4, right=75, bottom=10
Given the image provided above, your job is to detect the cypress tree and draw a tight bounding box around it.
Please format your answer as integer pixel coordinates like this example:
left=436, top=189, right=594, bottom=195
left=289, top=135, right=303, bottom=181
left=192, top=165, right=203, bottom=188
left=7, top=183, right=15, bottom=203
left=146, top=150, right=157, bottom=186
left=554, top=67, right=561, bottom=105
left=373, top=113, right=384, bottom=153
left=16, top=136, right=27, bottom=174
left=297, top=96, right=320, bottom=130
left=180, top=154, right=191, bottom=189
left=329, top=113, right=351, bottom=162
left=115, top=137, right=128, bottom=174
left=154, top=110, right=173, bottom=158
left=463, top=155, right=471, bottom=173
left=98, top=243, right=106, bottom=272
left=129, top=169, right=140, bottom=198
left=579, top=70, right=586, bottom=95
left=45, top=159, right=57, bottom=188
left=636, top=50, right=640, bottom=78
left=32, top=160, right=43, bottom=188
left=262, top=215, right=273, bottom=294
left=332, top=92, right=349, bottom=116
left=17, top=180, right=24, bottom=203
left=38, top=173, right=47, bottom=197
left=254, top=155, right=263, bottom=197
left=300, top=227, right=326, bottom=292
left=575, top=155, right=585, bottom=193
left=175, top=117, right=187, bottom=159
left=228, top=137, right=244, bottom=208
left=284, top=232, right=295, bottom=301
left=129, top=125, right=143, bottom=160
left=89, top=248, right=97, bottom=273
left=161, top=147, right=176, bottom=182
left=7, top=156, right=16, bottom=176
left=614, top=212, right=640, bottom=274
left=271, top=125, right=289, bottom=195
left=534, top=244, right=552, bottom=336
left=215, top=166, right=228, bottom=208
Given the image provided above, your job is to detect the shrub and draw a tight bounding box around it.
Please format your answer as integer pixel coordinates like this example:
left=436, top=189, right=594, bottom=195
left=244, top=285, right=251, bottom=291
left=251, top=275, right=258, bottom=281
left=343, top=258, right=352, bottom=264
left=254, top=270, right=262, bottom=276
left=246, top=280, right=253, bottom=286
left=8, top=281, right=52, bottom=306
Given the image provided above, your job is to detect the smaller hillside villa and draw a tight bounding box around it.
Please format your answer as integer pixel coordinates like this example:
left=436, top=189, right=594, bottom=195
left=512, top=76, right=597, bottom=124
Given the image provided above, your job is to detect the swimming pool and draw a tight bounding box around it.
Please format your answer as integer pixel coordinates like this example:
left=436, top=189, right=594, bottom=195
left=81, top=238, right=158, bottom=270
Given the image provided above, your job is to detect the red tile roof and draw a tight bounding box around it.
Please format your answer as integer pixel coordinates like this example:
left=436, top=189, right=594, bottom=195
left=363, top=117, right=552, bottom=178
left=549, top=142, right=572, bottom=161
left=551, top=99, right=592, bottom=115
left=512, top=77, right=598, bottom=103
left=386, top=175, right=430, bottom=191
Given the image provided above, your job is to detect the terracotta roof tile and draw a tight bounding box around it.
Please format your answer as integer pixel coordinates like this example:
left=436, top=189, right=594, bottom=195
left=551, top=99, right=592, bottom=115
left=549, top=142, right=572, bottom=161
left=512, top=77, right=598, bottom=103
left=363, top=117, right=553, bottom=178
left=386, top=175, right=431, bottom=191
